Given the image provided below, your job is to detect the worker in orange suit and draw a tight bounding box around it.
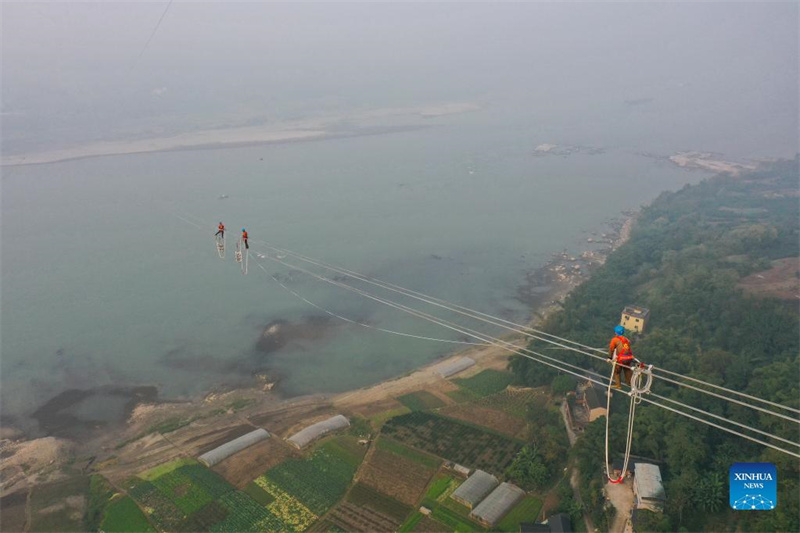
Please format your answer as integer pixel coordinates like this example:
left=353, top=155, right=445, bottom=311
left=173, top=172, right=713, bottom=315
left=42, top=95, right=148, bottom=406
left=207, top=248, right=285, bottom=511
left=608, top=325, right=635, bottom=389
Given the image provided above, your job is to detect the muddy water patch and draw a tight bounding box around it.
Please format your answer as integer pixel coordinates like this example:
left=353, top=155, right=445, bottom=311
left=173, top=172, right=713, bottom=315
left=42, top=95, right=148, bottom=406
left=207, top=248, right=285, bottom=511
left=31, top=386, right=158, bottom=438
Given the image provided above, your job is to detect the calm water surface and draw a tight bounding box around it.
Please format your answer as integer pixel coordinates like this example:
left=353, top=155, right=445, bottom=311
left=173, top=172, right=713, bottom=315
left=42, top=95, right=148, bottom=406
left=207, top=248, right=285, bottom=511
left=2, top=109, right=710, bottom=428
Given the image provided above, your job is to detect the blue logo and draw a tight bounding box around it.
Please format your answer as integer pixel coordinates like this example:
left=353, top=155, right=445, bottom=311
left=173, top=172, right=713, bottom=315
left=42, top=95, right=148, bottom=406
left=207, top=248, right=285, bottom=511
left=729, top=463, right=777, bottom=510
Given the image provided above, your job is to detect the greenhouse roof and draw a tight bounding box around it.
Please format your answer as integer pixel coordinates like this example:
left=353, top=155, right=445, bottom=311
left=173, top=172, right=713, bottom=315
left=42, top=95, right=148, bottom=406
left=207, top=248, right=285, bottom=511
left=470, top=482, right=525, bottom=526
left=287, top=414, right=349, bottom=448
left=197, top=428, right=270, bottom=467
left=451, top=470, right=499, bottom=508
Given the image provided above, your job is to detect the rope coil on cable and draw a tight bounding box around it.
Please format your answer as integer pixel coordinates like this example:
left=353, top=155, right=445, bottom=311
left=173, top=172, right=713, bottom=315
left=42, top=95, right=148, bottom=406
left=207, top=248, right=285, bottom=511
left=605, top=360, right=654, bottom=484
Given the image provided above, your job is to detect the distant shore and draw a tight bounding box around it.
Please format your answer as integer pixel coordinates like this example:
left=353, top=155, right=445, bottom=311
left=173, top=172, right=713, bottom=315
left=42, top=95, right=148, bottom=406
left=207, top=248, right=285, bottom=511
left=0, top=102, right=480, bottom=167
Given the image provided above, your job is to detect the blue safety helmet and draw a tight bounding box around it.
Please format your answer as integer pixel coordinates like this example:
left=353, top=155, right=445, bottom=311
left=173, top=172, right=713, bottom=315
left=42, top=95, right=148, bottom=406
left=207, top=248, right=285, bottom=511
left=614, top=325, right=625, bottom=336
left=242, top=228, right=246, bottom=232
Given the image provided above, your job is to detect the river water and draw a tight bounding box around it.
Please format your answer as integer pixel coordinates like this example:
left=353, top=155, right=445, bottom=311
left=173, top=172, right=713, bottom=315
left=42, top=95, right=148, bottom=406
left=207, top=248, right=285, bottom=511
left=0, top=106, right=733, bottom=431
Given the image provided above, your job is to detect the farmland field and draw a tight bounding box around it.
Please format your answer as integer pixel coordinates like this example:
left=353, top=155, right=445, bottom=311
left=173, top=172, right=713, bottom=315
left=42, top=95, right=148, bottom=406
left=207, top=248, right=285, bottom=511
left=382, top=412, right=523, bottom=474
left=211, top=491, right=286, bottom=532
left=412, top=515, right=451, bottom=532
left=359, top=449, right=437, bottom=505
left=100, top=496, right=156, bottom=533
left=212, top=438, right=295, bottom=488
left=255, top=477, right=318, bottom=531
left=125, top=477, right=187, bottom=531
left=126, top=458, right=292, bottom=531
left=432, top=503, right=485, bottom=532
left=138, top=457, right=196, bottom=481
left=243, top=481, right=275, bottom=506
left=439, top=404, right=528, bottom=438
left=496, top=495, right=543, bottom=532
left=423, top=474, right=459, bottom=502
left=319, top=435, right=367, bottom=469
left=369, top=406, right=411, bottom=426
left=398, top=511, right=425, bottom=532
left=326, top=501, right=400, bottom=532
left=261, top=438, right=361, bottom=515
left=446, top=388, right=478, bottom=403
left=346, top=483, right=412, bottom=522
left=454, top=370, right=514, bottom=397
left=476, top=388, right=541, bottom=418
left=307, top=519, right=347, bottom=532
left=396, top=390, right=446, bottom=411
left=376, top=437, right=441, bottom=469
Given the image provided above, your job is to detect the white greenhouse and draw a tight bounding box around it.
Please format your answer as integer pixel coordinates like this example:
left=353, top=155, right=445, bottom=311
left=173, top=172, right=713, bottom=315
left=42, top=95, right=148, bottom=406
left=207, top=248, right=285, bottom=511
left=470, top=482, right=525, bottom=527
left=197, top=428, right=270, bottom=467
left=437, top=357, right=476, bottom=378
left=451, top=470, right=499, bottom=508
left=288, top=414, right=350, bottom=448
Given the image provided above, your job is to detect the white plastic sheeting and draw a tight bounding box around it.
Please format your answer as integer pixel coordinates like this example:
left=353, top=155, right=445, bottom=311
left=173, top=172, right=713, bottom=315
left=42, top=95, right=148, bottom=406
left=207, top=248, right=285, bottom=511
left=198, top=428, right=270, bottom=467
left=437, top=356, right=476, bottom=378
left=288, top=415, right=350, bottom=448
left=451, top=469, right=499, bottom=508
left=470, top=482, right=525, bottom=526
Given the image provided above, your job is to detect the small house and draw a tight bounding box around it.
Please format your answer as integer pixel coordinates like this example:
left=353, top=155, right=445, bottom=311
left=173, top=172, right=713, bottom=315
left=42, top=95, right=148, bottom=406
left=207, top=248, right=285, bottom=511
left=453, top=464, right=471, bottom=477
left=583, top=385, right=607, bottom=422
left=620, top=306, right=650, bottom=334
left=520, top=513, right=572, bottom=532
left=611, top=458, right=632, bottom=480
left=633, top=463, right=665, bottom=512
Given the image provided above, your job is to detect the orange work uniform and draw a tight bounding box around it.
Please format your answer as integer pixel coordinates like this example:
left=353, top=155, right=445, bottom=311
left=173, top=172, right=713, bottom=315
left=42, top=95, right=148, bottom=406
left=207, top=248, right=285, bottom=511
left=609, top=335, right=634, bottom=386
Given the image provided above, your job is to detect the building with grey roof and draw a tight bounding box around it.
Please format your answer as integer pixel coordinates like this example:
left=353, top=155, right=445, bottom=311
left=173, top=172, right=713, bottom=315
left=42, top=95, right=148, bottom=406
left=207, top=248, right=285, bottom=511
left=198, top=428, right=270, bottom=467
left=633, top=463, right=665, bottom=512
left=520, top=514, right=572, bottom=533
left=451, top=470, right=499, bottom=509
left=437, top=356, right=475, bottom=378
left=470, top=482, right=525, bottom=527
left=583, top=385, right=606, bottom=422
left=287, top=415, right=349, bottom=449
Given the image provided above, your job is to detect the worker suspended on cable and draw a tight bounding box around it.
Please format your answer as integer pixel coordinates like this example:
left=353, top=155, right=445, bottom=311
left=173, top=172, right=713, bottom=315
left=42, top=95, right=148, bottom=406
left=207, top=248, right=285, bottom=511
left=608, top=325, right=637, bottom=389
left=241, top=228, right=249, bottom=249
left=215, top=222, right=225, bottom=238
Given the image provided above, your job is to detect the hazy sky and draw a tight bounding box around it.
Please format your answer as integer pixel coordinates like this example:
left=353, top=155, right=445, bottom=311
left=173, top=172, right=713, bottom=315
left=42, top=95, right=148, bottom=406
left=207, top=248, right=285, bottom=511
left=2, top=1, right=797, bottom=156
